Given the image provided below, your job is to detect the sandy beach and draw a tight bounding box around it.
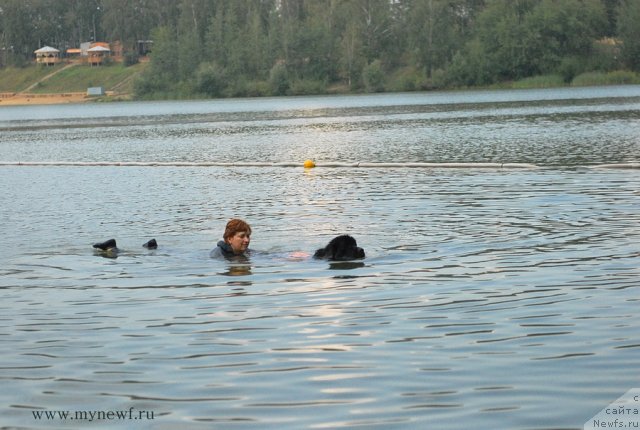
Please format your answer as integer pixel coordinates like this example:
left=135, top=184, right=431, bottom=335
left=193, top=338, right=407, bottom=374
left=0, top=92, right=90, bottom=106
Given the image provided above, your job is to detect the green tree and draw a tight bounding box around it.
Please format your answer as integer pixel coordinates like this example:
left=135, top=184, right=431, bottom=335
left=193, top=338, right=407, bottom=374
left=31, top=0, right=72, bottom=50
left=176, top=0, right=208, bottom=82
left=291, top=1, right=339, bottom=82
left=102, top=0, right=135, bottom=45
left=135, top=25, right=178, bottom=96
left=601, top=0, right=623, bottom=35
left=102, top=0, right=179, bottom=52
left=617, top=0, right=640, bottom=71
left=449, top=0, right=608, bottom=85
left=195, top=61, right=225, bottom=96
left=64, top=0, right=103, bottom=48
left=525, top=0, right=607, bottom=77
left=407, top=0, right=474, bottom=78
left=338, top=17, right=364, bottom=88
left=448, top=38, right=493, bottom=86
left=269, top=62, right=289, bottom=95
left=0, top=0, right=38, bottom=66
left=476, top=0, right=539, bottom=82
left=362, top=59, right=385, bottom=92
left=204, top=1, right=252, bottom=80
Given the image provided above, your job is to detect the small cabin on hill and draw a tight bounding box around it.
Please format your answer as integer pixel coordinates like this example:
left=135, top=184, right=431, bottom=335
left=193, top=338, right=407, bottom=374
left=35, top=40, right=148, bottom=66
left=66, top=48, right=82, bottom=60
left=137, top=40, right=153, bottom=57
left=87, top=44, right=111, bottom=66
left=34, top=46, right=60, bottom=65
left=110, top=40, right=124, bottom=62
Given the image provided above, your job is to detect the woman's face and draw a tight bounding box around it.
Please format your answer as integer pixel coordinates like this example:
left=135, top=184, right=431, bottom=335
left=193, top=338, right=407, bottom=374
left=227, top=231, right=251, bottom=254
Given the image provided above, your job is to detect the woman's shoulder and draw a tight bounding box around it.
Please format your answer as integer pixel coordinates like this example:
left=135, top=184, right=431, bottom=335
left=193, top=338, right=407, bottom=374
left=210, top=240, right=251, bottom=259
left=209, top=246, right=224, bottom=259
left=210, top=240, right=231, bottom=258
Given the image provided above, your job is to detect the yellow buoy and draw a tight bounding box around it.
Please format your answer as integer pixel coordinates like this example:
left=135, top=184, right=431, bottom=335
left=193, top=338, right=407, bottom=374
left=303, top=159, right=316, bottom=168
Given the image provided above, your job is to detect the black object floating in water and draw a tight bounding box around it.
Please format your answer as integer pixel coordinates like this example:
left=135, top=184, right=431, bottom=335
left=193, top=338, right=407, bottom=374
left=143, top=238, right=158, bottom=249
left=93, top=238, right=117, bottom=251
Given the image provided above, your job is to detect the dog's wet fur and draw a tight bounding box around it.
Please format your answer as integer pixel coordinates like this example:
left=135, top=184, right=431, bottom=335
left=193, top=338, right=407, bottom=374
left=93, top=238, right=118, bottom=251
left=143, top=238, right=158, bottom=249
left=313, top=235, right=365, bottom=261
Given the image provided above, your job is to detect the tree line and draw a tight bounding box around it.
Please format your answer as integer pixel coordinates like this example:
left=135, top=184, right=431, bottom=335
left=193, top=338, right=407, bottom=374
left=1, top=0, right=639, bottom=98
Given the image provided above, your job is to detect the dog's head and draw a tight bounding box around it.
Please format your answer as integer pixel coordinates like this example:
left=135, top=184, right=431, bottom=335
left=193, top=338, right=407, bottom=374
left=314, top=235, right=365, bottom=261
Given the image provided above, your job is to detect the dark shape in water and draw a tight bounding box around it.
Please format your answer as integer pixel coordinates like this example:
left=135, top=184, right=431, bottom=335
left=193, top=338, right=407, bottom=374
left=313, top=235, right=365, bottom=261
left=329, top=261, right=366, bottom=270
left=93, top=238, right=117, bottom=251
left=143, top=238, right=158, bottom=249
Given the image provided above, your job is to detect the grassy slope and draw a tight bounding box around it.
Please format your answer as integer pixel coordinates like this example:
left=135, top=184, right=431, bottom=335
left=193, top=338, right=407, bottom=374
left=0, top=62, right=147, bottom=94
left=0, top=66, right=59, bottom=92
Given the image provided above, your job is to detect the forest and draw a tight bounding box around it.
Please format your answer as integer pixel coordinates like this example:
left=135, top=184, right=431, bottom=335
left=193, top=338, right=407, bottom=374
left=1, top=0, right=639, bottom=99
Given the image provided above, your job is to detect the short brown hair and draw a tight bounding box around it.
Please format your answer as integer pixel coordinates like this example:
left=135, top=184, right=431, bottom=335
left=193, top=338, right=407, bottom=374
left=223, top=218, right=252, bottom=242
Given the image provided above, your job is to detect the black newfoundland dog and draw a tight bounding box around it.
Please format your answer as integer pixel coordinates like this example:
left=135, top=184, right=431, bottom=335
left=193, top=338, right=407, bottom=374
left=313, top=235, right=365, bottom=261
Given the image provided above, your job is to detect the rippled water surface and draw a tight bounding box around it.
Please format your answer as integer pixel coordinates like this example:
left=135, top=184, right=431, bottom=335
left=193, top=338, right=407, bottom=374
left=1, top=87, right=640, bottom=429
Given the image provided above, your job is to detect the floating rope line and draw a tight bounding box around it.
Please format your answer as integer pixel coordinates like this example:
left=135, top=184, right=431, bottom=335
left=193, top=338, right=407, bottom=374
left=588, top=163, right=640, bottom=169
left=0, top=161, right=539, bottom=168
left=0, top=161, right=638, bottom=169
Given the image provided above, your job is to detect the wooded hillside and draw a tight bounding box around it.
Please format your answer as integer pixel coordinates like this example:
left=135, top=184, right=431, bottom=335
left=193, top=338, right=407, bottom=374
left=2, top=0, right=639, bottom=98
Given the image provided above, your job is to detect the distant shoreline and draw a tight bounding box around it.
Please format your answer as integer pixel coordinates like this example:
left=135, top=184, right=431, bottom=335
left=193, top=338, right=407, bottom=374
left=2, top=80, right=640, bottom=107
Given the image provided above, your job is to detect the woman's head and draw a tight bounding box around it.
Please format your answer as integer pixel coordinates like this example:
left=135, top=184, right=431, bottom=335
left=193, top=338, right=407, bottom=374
left=223, top=219, right=251, bottom=241
left=223, top=219, right=252, bottom=254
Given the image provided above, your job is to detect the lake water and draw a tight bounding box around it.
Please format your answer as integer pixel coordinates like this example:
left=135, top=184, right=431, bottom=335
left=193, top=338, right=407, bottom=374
left=1, top=86, right=639, bottom=429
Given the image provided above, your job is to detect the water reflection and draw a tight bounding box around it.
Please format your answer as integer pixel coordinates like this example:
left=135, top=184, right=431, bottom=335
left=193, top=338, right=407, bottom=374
left=221, top=263, right=252, bottom=277
left=93, top=249, right=119, bottom=259
left=328, top=261, right=366, bottom=270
